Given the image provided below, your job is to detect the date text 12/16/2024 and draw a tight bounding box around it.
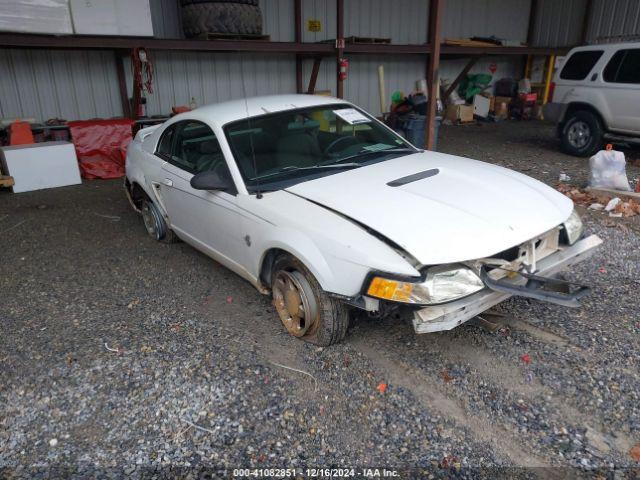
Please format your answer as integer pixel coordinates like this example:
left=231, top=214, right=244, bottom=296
left=233, top=468, right=400, bottom=478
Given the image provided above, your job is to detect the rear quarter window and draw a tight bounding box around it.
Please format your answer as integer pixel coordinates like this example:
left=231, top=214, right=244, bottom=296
left=560, top=50, right=604, bottom=80
left=603, top=49, right=640, bottom=84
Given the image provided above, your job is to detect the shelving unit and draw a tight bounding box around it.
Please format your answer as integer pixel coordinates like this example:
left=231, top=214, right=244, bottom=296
left=0, top=0, right=572, bottom=150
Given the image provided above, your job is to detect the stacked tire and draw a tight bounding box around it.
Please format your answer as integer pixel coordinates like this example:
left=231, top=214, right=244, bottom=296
left=180, top=0, right=263, bottom=38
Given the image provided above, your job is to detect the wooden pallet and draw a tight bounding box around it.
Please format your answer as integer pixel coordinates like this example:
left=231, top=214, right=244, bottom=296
left=197, top=32, right=271, bottom=41
left=0, top=175, right=15, bottom=188
left=345, top=36, right=391, bottom=44
left=444, top=38, right=499, bottom=47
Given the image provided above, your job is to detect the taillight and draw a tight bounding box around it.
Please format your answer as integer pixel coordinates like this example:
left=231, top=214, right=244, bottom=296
left=548, top=82, right=555, bottom=102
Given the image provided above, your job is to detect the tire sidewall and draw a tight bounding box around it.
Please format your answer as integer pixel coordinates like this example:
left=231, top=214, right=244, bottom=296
left=271, top=255, right=349, bottom=346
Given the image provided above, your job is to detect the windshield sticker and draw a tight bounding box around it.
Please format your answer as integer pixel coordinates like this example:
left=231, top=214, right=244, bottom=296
left=333, top=108, right=371, bottom=125
left=362, top=143, right=395, bottom=152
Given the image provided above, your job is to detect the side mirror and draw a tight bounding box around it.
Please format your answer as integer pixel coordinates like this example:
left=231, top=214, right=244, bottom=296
left=190, top=170, right=233, bottom=192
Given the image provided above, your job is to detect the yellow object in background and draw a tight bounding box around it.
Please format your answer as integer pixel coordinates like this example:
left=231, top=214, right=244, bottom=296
left=307, top=19, right=321, bottom=32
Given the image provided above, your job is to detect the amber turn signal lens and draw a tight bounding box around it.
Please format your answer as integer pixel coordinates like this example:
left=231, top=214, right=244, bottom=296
left=367, top=277, right=413, bottom=301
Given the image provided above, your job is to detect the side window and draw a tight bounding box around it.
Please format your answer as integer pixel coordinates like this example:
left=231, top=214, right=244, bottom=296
left=156, top=125, right=176, bottom=159
left=172, top=121, right=230, bottom=176
left=560, top=50, right=604, bottom=80
left=604, top=49, right=640, bottom=84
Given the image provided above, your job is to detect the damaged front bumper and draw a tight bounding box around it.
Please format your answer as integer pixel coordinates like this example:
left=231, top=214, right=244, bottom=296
left=412, top=234, right=603, bottom=334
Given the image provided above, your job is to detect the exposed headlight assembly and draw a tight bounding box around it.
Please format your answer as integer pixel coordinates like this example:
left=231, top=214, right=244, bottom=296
left=562, top=209, right=584, bottom=245
left=366, top=265, right=485, bottom=305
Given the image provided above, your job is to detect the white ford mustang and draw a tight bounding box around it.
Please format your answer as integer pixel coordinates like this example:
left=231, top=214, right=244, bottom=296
left=125, top=94, right=602, bottom=345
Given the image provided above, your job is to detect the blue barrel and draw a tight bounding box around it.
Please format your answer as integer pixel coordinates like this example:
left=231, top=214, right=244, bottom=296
left=402, top=114, right=441, bottom=151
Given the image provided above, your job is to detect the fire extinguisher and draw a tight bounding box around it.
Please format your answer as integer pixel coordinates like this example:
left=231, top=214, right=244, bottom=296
left=338, top=58, right=349, bottom=81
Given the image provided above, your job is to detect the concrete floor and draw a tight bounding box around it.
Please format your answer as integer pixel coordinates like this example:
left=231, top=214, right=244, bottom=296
left=1, top=120, right=639, bottom=476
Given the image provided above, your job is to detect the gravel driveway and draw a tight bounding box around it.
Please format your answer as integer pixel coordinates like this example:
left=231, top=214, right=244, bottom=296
left=1, top=121, right=639, bottom=478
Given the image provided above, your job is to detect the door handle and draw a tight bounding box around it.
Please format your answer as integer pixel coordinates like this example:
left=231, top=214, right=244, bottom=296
left=163, top=178, right=173, bottom=187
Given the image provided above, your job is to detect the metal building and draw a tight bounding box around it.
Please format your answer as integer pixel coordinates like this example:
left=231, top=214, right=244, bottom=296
left=1, top=0, right=638, bottom=139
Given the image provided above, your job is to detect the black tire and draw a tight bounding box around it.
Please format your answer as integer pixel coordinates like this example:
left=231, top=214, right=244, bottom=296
left=271, top=254, right=350, bottom=346
left=140, top=199, right=178, bottom=244
left=561, top=110, right=603, bottom=157
left=181, top=3, right=262, bottom=37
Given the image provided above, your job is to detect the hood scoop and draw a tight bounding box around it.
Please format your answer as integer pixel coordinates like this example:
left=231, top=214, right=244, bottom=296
left=387, top=168, right=439, bottom=187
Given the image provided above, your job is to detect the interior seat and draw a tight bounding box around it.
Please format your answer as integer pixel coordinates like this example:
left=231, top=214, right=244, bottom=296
left=196, top=139, right=224, bottom=173
left=275, top=130, right=322, bottom=168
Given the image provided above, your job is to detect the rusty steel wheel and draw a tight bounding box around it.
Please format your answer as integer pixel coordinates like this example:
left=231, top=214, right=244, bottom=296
left=272, top=269, right=319, bottom=337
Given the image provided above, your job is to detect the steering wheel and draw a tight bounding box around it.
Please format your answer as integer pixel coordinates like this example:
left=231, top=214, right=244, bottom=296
left=323, top=135, right=360, bottom=156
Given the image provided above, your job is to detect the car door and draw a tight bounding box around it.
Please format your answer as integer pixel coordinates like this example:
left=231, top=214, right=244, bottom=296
left=601, top=48, right=640, bottom=133
left=157, top=120, right=244, bottom=265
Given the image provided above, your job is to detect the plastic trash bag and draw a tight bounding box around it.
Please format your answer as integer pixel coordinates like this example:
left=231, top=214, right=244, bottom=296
left=588, top=147, right=631, bottom=191
left=458, top=73, right=492, bottom=101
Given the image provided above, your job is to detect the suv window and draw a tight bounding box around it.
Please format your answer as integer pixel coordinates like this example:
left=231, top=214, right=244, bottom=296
left=560, top=50, right=604, bottom=80
left=171, top=121, right=228, bottom=175
left=603, top=49, right=640, bottom=84
left=156, top=125, right=176, bottom=159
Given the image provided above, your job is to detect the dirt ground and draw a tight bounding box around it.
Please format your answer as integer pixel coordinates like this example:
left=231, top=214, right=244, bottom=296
left=1, top=120, right=639, bottom=478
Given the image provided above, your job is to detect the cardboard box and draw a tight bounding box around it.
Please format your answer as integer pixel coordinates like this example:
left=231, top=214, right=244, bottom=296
left=473, top=94, right=491, bottom=118
left=445, top=104, right=474, bottom=123
left=70, top=0, right=153, bottom=36
left=0, top=142, right=81, bottom=193
left=492, top=96, right=513, bottom=112
left=0, top=0, right=73, bottom=35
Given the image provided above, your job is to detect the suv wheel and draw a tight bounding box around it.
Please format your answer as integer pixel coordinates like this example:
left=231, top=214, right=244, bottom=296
left=561, top=110, right=603, bottom=157
left=271, top=254, right=349, bottom=346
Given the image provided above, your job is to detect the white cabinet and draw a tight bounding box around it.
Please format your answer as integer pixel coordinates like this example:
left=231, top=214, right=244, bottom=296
left=69, top=0, right=153, bottom=36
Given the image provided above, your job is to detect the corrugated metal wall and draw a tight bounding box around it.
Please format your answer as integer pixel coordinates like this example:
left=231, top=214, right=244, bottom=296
left=443, top=0, right=531, bottom=41
left=262, top=0, right=296, bottom=41
left=585, top=0, right=640, bottom=43
left=0, top=49, right=122, bottom=121
left=345, top=0, right=428, bottom=44
left=302, top=0, right=337, bottom=42
left=529, top=0, right=587, bottom=47
left=150, top=0, right=182, bottom=39
left=125, top=52, right=296, bottom=116
left=0, top=0, right=551, bottom=121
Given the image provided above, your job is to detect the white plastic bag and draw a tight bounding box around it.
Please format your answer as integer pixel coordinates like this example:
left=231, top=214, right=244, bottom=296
left=588, top=148, right=631, bottom=191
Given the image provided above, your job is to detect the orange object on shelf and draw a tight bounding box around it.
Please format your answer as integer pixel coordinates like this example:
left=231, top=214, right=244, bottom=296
left=9, top=120, right=34, bottom=145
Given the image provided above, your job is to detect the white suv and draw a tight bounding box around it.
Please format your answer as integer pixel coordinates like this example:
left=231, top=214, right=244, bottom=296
left=544, top=42, right=640, bottom=157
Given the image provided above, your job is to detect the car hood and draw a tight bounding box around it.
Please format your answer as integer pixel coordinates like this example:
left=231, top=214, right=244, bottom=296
left=285, top=151, right=574, bottom=265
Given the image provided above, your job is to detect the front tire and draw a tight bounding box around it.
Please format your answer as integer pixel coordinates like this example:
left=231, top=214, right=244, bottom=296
left=271, top=254, right=349, bottom=346
left=561, top=110, right=603, bottom=157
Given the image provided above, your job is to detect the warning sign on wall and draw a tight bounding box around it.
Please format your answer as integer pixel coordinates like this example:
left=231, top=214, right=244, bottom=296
left=307, top=19, right=321, bottom=32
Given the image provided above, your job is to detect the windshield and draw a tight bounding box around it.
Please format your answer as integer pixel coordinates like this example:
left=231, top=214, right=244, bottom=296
left=224, top=104, right=417, bottom=191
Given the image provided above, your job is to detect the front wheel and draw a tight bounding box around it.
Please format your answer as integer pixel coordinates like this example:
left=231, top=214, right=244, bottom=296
left=271, top=254, right=349, bottom=346
left=561, top=110, right=603, bottom=157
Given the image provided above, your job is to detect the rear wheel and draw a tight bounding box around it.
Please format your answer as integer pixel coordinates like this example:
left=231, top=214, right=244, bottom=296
left=140, top=199, right=178, bottom=243
left=561, top=110, right=603, bottom=157
left=271, top=254, right=349, bottom=346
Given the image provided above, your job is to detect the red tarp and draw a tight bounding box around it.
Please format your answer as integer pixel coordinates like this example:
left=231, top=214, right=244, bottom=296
left=68, top=119, right=134, bottom=179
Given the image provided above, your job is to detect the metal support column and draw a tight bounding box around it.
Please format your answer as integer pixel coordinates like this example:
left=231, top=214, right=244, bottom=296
left=336, top=0, right=344, bottom=98
left=294, top=0, right=303, bottom=93
left=115, top=49, right=132, bottom=119
left=425, top=0, right=443, bottom=150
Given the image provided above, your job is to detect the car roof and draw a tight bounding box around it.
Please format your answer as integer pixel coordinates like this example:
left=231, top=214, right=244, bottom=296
left=568, top=41, right=640, bottom=53
left=172, top=94, right=351, bottom=127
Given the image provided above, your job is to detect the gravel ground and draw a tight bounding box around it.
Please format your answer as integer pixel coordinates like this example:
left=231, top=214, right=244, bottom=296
left=1, top=121, right=639, bottom=479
